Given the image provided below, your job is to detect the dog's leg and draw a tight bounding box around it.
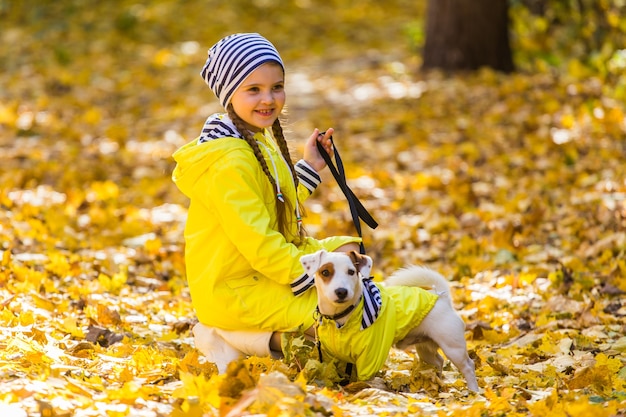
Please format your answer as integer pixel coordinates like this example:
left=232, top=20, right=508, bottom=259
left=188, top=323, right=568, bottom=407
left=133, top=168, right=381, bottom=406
left=437, top=339, right=477, bottom=391
left=436, top=338, right=478, bottom=392
left=414, top=340, right=444, bottom=371
left=419, top=303, right=479, bottom=392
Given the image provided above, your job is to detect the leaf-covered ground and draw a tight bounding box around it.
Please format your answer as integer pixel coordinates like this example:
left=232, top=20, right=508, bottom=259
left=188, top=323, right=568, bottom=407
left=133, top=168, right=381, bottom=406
left=1, top=1, right=625, bottom=416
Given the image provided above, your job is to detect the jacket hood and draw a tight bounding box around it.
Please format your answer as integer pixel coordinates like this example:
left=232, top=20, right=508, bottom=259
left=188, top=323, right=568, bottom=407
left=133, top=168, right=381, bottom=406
left=172, top=113, right=252, bottom=198
left=172, top=134, right=250, bottom=199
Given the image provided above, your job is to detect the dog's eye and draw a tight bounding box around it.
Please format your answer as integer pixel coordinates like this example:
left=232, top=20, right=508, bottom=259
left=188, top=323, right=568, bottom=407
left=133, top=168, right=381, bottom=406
left=348, top=269, right=356, bottom=276
left=321, top=269, right=330, bottom=277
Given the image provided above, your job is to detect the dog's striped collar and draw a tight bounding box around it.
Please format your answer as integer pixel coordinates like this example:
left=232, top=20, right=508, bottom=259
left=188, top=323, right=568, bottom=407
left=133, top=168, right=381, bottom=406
left=360, top=277, right=382, bottom=329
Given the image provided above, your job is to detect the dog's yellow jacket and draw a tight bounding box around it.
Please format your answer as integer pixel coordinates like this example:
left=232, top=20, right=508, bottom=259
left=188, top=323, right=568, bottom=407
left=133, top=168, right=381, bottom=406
left=172, top=120, right=360, bottom=331
left=318, top=284, right=439, bottom=380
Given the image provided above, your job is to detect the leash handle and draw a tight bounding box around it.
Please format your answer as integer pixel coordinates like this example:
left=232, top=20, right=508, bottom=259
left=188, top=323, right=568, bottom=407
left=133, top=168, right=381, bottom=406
left=316, top=133, right=378, bottom=254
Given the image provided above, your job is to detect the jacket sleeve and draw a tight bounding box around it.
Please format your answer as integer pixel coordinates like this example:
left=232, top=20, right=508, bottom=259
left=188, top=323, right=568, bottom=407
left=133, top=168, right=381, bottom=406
left=199, top=149, right=311, bottom=288
left=295, top=159, right=321, bottom=203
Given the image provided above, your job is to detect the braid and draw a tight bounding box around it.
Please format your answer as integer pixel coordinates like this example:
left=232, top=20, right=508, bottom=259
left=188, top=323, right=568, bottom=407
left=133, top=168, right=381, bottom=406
left=272, top=119, right=299, bottom=188
left=226, top=105, right=294, bottom=238
left=272, top=118, right=307, bottom=239
left=227, top=105, right=276, bottom=189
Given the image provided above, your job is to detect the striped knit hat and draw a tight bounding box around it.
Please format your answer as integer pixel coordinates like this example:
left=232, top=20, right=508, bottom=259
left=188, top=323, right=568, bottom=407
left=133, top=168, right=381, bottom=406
left=200, top=33, right=284, bottom=109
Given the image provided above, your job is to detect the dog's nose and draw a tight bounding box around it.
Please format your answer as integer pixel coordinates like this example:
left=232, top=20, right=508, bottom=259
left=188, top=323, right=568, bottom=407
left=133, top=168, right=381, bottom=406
left=335, top=288, right=348, bottom=300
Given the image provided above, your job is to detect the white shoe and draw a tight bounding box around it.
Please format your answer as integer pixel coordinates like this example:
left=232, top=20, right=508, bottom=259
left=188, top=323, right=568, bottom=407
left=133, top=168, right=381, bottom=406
left=192, top=323, right=243, bottom=373
left=214, top=328, right=276, bottom=358
left=193, top=324, right=279, bottom=373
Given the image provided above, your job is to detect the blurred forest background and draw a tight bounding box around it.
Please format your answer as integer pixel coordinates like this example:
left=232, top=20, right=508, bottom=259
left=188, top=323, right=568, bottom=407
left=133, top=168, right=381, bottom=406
left=1, top=1, right=626, bottom=416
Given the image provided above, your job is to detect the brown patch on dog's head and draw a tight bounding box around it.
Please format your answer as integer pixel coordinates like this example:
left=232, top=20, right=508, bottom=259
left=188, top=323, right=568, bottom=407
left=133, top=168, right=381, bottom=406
left=316, top=262, right=335, bottom=282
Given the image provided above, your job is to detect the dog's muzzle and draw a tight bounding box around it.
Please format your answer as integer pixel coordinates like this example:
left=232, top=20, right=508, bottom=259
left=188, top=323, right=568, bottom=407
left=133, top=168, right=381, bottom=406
left=334, top=288, right=348, bottom=302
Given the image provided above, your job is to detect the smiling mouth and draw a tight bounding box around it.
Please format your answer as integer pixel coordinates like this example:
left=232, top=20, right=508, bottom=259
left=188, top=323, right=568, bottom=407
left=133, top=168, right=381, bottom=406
left=256, top=109, right=273, bottom=116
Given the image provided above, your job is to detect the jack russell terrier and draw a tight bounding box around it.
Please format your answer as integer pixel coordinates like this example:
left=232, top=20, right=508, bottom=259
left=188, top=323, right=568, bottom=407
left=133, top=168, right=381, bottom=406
left=300, top=249, right=479, bottom=391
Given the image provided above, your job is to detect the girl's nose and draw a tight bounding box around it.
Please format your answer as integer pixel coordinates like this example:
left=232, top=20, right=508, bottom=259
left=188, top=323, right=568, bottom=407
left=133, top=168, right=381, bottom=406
left=260, top=91, right=275, bottom=103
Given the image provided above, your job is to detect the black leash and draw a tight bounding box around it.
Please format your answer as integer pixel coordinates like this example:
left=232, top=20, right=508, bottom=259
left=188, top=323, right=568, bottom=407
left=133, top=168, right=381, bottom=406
left=315, top=133, right=378, bottom=255
left=315, top=132, right=378, bottom=383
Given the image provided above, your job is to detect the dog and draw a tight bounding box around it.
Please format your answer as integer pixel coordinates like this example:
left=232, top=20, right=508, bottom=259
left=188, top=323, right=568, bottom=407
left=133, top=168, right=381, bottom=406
left=300, top=249, right=479, bottom=391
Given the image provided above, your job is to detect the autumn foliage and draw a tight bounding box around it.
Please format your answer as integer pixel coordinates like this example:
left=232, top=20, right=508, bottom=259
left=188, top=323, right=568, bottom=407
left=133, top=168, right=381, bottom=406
left=1, top=1, right=625, bottom=416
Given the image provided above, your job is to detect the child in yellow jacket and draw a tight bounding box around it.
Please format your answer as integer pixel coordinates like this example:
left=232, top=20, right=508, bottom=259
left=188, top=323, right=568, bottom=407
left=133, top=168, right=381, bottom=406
left=171, top=33, right=361, bottom=372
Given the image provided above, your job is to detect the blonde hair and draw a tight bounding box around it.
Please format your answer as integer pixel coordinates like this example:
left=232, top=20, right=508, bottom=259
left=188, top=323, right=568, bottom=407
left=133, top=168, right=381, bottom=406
left=226, top=105, right=305, bottom=241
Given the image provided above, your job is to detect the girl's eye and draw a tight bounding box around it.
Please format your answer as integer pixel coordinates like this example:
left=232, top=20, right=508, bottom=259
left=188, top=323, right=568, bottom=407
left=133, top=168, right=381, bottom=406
left=273, top=84, right=284, bottom=91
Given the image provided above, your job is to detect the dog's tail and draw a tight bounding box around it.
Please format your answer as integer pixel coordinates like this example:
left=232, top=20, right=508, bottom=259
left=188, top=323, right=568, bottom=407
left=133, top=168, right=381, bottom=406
left=384, top=266, right=452, bottom=301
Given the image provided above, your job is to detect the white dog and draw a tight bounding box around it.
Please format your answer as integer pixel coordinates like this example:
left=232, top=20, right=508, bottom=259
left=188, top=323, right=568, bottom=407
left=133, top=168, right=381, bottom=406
left=300, top=249, right=478, bottom=391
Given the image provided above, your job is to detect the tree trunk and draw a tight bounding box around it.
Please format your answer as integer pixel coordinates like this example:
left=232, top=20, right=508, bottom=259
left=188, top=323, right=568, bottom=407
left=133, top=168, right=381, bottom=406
left=422, top=0, right=515, bottom=72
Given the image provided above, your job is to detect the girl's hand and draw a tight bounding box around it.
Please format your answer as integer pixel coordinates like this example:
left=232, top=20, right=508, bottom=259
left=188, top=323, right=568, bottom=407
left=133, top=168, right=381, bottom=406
left=303, top=128, right=334, bottom=172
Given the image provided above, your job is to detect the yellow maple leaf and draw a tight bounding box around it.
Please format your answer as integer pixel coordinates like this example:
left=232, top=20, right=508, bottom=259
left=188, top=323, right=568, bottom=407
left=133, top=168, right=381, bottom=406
left=45, top=252, right=71, bottom=278
left=536, top=333, right=561, bottom=356
left=88, top=180, right=119, bottom=202
left=1, top=247, right=10, bottom=266
left=526, top=388, right=560, bottom=416
left=178, top=350, right=217, bottom=378
left=174, top=371, right=222, bottom=409
left=482, top=386, right=517, bottom=414
left=117, top=366, right=134, bottom=383
left=61, top=316, right=85, bottom=338
left=32, top=293, right=56, bottom=312
left=97, top=271, right=126, bottom=295
left=96, top=303, right=122, bottom=326
left=145, top=237, right=162, bottom=256
left=567, top=353, right=625, bottom=395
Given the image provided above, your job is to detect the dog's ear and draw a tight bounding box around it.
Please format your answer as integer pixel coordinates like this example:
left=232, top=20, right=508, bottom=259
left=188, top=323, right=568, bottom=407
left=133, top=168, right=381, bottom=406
left=348, top=251, right=373, bottom=278
left=358, top=254, right=373, bottom=278
left=300, top=250, right=327, bottom=276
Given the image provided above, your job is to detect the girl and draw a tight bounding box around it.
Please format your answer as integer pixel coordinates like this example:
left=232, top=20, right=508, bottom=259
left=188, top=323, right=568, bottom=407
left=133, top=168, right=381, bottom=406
left=171, top=33, right=361, bottom=372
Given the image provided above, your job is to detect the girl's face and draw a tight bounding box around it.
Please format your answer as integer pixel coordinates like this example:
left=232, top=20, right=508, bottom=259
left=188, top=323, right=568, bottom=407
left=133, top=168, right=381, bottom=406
left=230, top=62, right=285, bottom=132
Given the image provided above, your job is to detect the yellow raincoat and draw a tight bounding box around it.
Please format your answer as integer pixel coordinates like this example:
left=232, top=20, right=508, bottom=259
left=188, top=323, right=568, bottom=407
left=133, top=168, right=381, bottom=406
left=317, top=284, right=439, bottom=380
left=172, top=119, right=360, bottom=331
